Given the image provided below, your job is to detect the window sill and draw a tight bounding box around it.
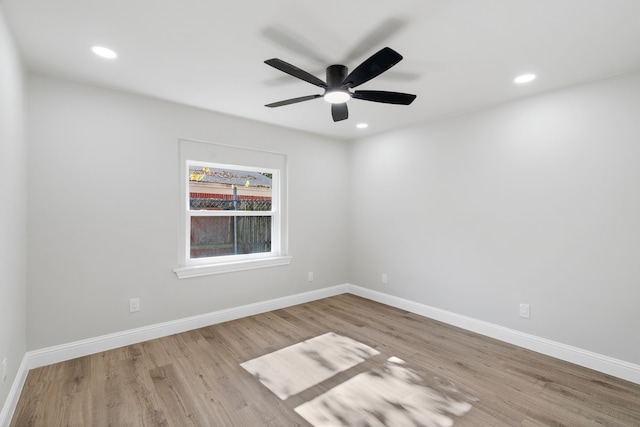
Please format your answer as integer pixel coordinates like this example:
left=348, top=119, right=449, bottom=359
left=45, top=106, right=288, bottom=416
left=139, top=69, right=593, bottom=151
left=173, top=256, right=292, bottom=279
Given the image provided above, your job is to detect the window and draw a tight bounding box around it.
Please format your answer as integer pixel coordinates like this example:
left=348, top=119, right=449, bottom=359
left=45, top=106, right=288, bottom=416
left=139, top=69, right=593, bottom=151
left=188, top=162, right=277, bottom=259
left=174, top=140, right=290, bottom=278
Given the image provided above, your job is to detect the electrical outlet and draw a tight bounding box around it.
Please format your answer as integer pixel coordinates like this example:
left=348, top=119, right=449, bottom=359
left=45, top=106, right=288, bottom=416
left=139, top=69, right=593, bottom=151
left=129, top=298, right=140, bottom=313
left=1, top=358, right=7, bottom=385
left=381, top=273, right=388, bottom=284
left=519, top=303, right=530, bottom=318
left=308, top=272, right=314, bottom=282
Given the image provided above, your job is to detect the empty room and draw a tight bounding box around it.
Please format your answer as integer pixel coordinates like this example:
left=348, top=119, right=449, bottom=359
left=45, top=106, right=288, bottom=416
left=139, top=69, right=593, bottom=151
left=1, top=1, right=639, bottom=426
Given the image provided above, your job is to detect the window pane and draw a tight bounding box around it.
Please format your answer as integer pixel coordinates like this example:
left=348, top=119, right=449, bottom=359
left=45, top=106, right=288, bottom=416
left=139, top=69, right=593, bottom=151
left=190, top=216, right=272, bottom=258
left=189, top=166, right=272, bottom=211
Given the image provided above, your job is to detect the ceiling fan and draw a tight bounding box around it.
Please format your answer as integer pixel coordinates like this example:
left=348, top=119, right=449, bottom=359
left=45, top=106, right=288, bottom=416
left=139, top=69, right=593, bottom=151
left=264, top=47, right=417, bottom=122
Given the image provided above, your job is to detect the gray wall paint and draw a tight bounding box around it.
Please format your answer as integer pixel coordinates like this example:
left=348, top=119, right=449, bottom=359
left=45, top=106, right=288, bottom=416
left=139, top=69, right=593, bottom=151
left=348, top=71, right=640, bottom=365
left=26, top=74, right=349, bottom=350
left=12, top=32, right=640, bottom=378
left=0, top=6, right=27, bottom=410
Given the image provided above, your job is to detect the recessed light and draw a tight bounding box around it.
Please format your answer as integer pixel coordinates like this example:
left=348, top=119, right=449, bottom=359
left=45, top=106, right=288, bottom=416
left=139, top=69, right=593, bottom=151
left=514, top=73, right=536, bottom=84
left=91, top=46, right=118, bottom=59
left=356, top=123, right=369, bottom=129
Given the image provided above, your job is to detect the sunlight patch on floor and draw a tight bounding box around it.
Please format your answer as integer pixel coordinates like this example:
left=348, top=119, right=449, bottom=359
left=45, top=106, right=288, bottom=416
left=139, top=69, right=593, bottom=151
left=295, top=357, right=472, bottom=427
left=241, top=333, right=474, bottom=426
left=240, top=332, right=379, bottom=399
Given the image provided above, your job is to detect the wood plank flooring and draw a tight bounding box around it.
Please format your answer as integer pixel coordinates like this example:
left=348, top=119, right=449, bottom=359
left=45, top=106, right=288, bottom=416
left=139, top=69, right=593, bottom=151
left=11, top=294, right=640, bottom=426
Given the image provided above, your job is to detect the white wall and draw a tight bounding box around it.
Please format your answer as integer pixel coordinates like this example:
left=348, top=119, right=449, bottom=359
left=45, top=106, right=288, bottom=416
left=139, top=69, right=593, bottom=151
left=349, top=71, right=640, bottom=365
left=26, top=74, right=349, bottom=350
left=0, top=5, right=27, bottom=413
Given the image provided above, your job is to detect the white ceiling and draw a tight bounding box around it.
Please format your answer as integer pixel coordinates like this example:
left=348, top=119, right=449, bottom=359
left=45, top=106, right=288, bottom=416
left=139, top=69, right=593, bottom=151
left=4, top=0, right=640, bottom=140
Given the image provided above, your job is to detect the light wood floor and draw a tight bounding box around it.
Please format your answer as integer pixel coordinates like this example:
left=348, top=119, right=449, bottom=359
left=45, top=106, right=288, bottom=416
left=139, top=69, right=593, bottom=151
left=11, top=294, right=640, bottom=426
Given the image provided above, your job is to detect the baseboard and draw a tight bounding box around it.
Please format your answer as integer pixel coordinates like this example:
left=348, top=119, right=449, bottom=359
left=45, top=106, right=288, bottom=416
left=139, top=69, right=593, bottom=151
left=26, top=284, right=348, bottom=370
left=0, top=354, right=29, bottom=427
left=6, top=281, right=638, bottom=426
left=346, top=284, right=640, bottom=385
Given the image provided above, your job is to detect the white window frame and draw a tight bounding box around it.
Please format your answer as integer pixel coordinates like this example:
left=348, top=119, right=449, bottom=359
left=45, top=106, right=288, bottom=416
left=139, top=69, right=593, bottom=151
left=174, top=140, right=291, bottom=279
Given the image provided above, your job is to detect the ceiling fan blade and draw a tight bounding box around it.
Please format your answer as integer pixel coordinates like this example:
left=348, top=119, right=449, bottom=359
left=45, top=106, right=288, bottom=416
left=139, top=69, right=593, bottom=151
left=265, top=94, right=322, bottom=108
left=352, top=90, right=417, bottom=105
left=264, top=58, right=328, bottom=89
left=331, top=103, right=348, bottom=122
left=342, top=47, right=403, bottom=88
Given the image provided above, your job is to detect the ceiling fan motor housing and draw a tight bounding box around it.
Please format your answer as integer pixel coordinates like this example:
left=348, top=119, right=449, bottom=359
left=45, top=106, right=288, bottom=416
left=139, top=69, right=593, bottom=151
left=326, top=64, right=349, bottom=90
